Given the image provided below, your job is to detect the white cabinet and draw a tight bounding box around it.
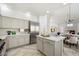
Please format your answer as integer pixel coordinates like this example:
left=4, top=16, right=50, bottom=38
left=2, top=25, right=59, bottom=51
left=17, top=35, right=25, bottom=46
left=2, top=17, right=12, bottom=28
left=24, top=20, right=28, bottom=29
left=11, top=19, right=19, bottom=28
left=2, top=17, right=20, bottom=28
left=18, top=20, right=24, bottom=28
left=19, top=20, right=28, bottom=29
left=24, top=34, right=29, bottom=44
left=6, top=36, right=19, bottom=49
left=1, top=16, right=29, bottom=29
left=37, top=37, right=43, bottom=52
left=6, top=34, right=30, bottom=49
left=37, top=36, right=63, bottom=56
left=43, top=39, right=54, bottom=56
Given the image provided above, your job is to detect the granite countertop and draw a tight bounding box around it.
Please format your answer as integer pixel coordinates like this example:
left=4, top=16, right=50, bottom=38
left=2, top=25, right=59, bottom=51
left=37, top=35, right=65, bottom=42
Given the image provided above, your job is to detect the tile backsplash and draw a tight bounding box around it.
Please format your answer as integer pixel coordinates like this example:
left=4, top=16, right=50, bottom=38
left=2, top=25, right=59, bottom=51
left=0, top=28, right=19, bottom=35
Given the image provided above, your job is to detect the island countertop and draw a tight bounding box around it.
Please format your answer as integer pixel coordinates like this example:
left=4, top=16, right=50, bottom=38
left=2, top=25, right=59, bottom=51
left=37, top=35, right=65, bottom=42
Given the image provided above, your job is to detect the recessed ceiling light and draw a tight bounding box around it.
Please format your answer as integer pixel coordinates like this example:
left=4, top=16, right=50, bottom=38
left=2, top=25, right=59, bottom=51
left=63, top=3, right=67, bottom=5
left=25, top=12, right=32, bottom=19
left=0, top=4, right=11, bottom=12
left=67, top=23, right=73, bottom=27
left=46, top=10, right=50, bottom=14
left=25, top=12, right=31, bottom=17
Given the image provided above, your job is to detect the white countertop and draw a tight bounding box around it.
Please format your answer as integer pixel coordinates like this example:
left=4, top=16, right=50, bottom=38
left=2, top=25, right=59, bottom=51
left=0, top=35, right=7, bottom=40
left=0, top=33, right=30, bottom=39
left=37, top=35, right=65, bottom=42
left=7, top=33, right=30, bottom=36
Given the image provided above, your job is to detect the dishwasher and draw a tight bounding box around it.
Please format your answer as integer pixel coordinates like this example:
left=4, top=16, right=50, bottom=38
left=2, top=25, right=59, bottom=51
left=30, top=32, right=39, bottom=44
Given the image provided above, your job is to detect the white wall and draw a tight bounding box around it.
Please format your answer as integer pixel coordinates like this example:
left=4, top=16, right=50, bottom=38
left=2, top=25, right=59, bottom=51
left=39, top=15, right=50, bottom=35
left=50, top=4, right=79, bottom=33
left=78, top=24, right=79, bottom=32
left=0, top=28, right=18, bottom=35
left=71, top=3, right=79, bottom=19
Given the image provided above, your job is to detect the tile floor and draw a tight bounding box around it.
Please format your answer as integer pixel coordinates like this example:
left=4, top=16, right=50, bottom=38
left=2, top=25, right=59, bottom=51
left=6, top=44, right=43, bottom=56
left=6, top=44, right=79, bottom=56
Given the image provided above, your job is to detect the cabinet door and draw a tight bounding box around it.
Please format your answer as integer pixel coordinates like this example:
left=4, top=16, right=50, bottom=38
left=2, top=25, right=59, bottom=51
left=43, top=40, right=49, bottom=55
left=8, top=36, right=14, bottom=48
left=17, top=35, right=25, bottom=46
left=43, top=39, right=54, bottom=56
left=37, top=37, right=43, bottom=52
left=2, top=18, right=11, bottom=28
left=2, top=17, right=11, bottom=28
left=24, top=20, right=28, bottom=29
left=11, top=19, right=19, bottom=28
left=19, top=20, right=24, bottom=28
left=24, top=35, right=30, bottom=44
left=7, top=36, right=18, bottom=49
left=47, top=43, right=54, bottom=56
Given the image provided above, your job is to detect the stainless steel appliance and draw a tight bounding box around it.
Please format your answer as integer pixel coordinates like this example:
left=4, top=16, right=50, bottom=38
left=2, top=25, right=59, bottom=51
left=29, top=21, right=39, bottom=44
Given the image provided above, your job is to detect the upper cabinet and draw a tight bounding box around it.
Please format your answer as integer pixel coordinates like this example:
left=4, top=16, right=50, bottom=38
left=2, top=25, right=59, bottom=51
left=23, top=20, right=28, bottom=29
left=1, top=16, right=29, bottom=29
left=18, top=20, right=28, bottom=29
left=2, top=17, right=13, bottom=28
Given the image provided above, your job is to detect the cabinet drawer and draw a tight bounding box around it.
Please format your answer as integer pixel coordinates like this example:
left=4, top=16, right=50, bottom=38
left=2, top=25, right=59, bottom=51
left=43, top=39, right=55, bottom=45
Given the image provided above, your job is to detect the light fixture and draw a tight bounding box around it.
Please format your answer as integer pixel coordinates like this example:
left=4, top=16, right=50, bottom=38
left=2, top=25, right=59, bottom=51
left=46, top=10, right=50, bottom=14
left=0, top=4, right=11, bottom=12
left=25, top=12, right=31, bottom=17
left=67, top=23, right=73, bottom=27
left=67, top=4, right=73, bottom=27
left=25, top=12, right=31, bottom=20
left=63, top=3, right=67, bottom=5
left=20, top=29, right=24, bottom=32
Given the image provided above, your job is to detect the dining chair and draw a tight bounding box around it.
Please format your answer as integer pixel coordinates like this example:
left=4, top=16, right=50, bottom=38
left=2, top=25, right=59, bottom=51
left=68, top=37, right=78, bottom=48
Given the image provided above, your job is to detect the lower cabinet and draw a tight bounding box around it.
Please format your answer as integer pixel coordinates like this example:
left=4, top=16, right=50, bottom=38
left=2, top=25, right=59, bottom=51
left=37, top=36, right=63, bottom=56
left=43, top=39, right=54, bottom=56
left=6, top=36, right=19, bottom=49
left=24, top=35, right=29, bottom=44
left=6, top=34, right=30, bottom=49
left=37, top=37, right=43, bottom=52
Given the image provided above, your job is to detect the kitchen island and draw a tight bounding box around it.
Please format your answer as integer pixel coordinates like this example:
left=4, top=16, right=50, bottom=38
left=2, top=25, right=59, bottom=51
left=37, top=35, right=65, bottom=56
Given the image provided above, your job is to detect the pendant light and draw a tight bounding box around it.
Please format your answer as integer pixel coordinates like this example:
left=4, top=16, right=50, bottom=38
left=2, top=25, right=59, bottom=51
left=67, top=4, right=73, bottom=27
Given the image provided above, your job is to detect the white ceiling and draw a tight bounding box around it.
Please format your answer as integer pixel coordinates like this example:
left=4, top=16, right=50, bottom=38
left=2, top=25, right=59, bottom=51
left=5, top=3, right=66, bottom=15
